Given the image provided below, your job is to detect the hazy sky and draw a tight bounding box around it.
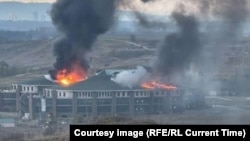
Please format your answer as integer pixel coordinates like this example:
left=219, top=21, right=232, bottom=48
left=0, top=0, right=209, bottom=16
left=0, top=0, right=55, bottom=2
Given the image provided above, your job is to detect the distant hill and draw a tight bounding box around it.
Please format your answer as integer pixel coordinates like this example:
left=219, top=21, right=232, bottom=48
left=0, top=2, right=51, bottom=21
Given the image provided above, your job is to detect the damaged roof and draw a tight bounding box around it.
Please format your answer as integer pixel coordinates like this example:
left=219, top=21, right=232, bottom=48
left=57, top=71, right=142, bottom=91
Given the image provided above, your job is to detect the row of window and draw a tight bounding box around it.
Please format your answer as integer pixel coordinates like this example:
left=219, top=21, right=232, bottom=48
left=77, top=92, right=151, bottom=98
left=22, top=86, right=35, bottom=92
left=12, top=85, right=18, bottom=90
left=59, top=93, right=66, bottom=97
left=44, top=91, right=167, bottom=98
left=11, top=85, right=35, bottom=92
left=45, top=93, right=67, bottom=98
left=76, top=92, right=151, bottom=98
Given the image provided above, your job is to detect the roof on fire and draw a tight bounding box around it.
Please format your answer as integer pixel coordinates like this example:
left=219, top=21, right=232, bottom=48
left=56, top=71, right=143, bottom=91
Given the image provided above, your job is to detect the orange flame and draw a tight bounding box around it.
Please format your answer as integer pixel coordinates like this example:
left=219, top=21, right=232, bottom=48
left=141, top=80, right=177, bottom=90
left=56, top=64, right=87, bottom=87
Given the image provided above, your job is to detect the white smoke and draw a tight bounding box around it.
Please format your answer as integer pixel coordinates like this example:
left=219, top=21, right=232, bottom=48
left=111, top=66, right=150, bottom=89
left=185, top=64, right=201, bottom=82
left=44, top=74, right=55, bottom=82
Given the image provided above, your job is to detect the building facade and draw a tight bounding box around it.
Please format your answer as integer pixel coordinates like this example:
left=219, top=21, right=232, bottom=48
left=0, top=69, right=205, bottom=121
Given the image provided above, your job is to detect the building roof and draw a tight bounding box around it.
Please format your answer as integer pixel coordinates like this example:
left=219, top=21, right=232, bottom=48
left=57, top=71, right=142, bottom=91
left=0, top=118, right=15, bottom=123
left=16, top=76, right=57, bottom=86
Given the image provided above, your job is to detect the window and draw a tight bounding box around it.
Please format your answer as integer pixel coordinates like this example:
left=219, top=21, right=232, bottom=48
left=23, top=86, right=26, bottom=91
left=27, top=87, right=29, bottom=91
left=137, top=92, right=140, bottom=96
left=124, top=92, right=127, bottom=97
left=59, top=92, right=61, bottom=97
left=31, top=87, right=33, bottom=91
left=63, top=93, right=66, bottom=97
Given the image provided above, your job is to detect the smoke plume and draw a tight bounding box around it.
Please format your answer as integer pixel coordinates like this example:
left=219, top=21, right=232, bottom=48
left=155, top=7, right=200, bottom=77
left=111, top=66, right=150, bottom=89
left=219, top=0, right=248, bottom=30
left=49, top=0, right=116, bottom=80
left=119, top=0, right=166, bottom=29
left=175, top=0, right=250, bottom=95
left=197, top=0, right=248, bottom=40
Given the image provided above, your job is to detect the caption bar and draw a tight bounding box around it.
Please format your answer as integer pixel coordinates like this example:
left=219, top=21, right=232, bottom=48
left=70, top=125, right=249, bottom=140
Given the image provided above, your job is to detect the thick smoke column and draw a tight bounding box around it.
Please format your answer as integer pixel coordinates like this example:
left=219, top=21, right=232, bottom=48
left=155, top=8, right=200, bottom=77
left=197, top=0, right=248, bottom=39
left=141, top=0, right=153, bottom=2
left=49, top=0, right=116, bottom=80
left=216, top=0, right=248, bottom=40
left=119, top=0, right=166, bottom=29
left=136, top=0, right=167, bottom=29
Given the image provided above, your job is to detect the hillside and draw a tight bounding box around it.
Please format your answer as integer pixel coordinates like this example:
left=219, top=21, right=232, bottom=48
left=0, top=35, right=159, bottom=87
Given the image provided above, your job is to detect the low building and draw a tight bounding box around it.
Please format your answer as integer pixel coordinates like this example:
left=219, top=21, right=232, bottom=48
left=2, top=68, right=205, bottom=121
left=0, top=90, right=16, bottom=112
left=11, top=76, right=57, bottom=120
left=42, top=70, right=185, bottom=119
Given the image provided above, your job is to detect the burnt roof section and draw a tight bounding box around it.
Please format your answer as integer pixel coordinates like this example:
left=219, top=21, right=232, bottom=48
left=16, top=76, right=57, bottom=86
left=57, top=71, right=143, bottom=91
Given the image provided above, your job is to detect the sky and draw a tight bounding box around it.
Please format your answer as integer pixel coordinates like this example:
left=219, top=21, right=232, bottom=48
left=0, top=0, right=222, bottom=17
left=0, top=0, right=178, bottom=15
left=0, top=0, right=55, bottom=2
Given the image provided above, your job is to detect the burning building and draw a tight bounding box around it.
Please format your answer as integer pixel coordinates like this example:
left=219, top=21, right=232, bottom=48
left=43, top=69, right=182, bottom=118
left=0, top=66, right=206, bottom=121
left=39, top=66, right=205, bottom=119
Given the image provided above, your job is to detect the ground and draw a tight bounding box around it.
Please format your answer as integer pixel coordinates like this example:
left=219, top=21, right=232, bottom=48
left=0, top=96, right=249, bottom=141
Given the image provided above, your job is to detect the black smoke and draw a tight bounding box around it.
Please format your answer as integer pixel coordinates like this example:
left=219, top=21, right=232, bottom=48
left=193, top=0, right=249, bottom=95
left=49, top=0, right=116, bottom=80
left=118, top=0, right=166, bottom=29
left=155, top=9, right=200, bottom=76
left=216, top=0, right=248, bottom=39
left=197, top=0, right=248, bottom=39
left=141, top=0, right=153, bottom=2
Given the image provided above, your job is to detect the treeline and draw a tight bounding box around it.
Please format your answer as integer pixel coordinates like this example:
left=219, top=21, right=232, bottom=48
left=0, top=61, right=27, bottom=77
